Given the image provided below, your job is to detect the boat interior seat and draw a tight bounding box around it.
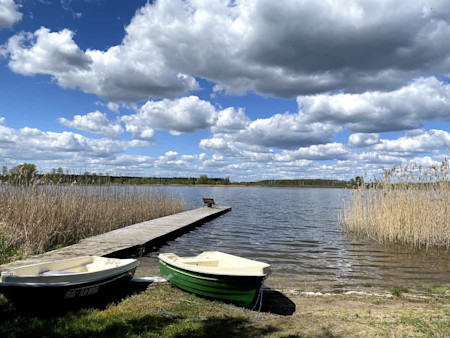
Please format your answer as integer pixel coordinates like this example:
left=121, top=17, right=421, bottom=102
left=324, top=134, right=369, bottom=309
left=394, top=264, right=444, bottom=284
left=41, top=265, right=89, bottom=275
left=41, top=270, right=75, bottom=276
left=181, top=259, right=239, bottom=268
left=182, top=260, right=220, bottom=267
left=85, top=262, right=108, bottom=272
left=37, top=261, right=122, bottom=276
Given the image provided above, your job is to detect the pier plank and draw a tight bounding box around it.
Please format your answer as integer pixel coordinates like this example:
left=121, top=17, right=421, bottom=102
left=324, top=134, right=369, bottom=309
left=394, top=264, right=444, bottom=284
left=0, top=206, right=231, bottom=271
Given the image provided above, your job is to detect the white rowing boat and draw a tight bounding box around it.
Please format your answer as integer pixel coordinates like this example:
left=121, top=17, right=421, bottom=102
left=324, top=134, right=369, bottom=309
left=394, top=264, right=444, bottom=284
left=0, top=256, right=139, bottom=307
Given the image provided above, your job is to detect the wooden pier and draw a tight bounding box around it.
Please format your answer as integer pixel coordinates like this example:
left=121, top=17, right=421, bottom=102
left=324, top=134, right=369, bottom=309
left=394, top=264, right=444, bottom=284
left=0, top=206, right=231, bottom=271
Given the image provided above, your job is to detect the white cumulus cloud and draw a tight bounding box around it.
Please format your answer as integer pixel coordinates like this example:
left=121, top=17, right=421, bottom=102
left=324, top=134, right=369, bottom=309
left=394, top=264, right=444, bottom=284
left=121, top=96, right=217, bottom=138
left=374, top=129, right=450, bottom=155
left=349, top=133, right=381, bottom=147
left=122, top=0, right=450, bottom=97
left=58, top=111, right=123, bottom=138
left=4, top=25, right=198, bottom=101
left=275, top=143, right=350, bottom=161
left=297, top=77, right=450, bottom=133
left=0, top=0, right=22, bottom=29
left=201, top=111, right=341, bottom=152
left=6, top=28, right=92, bottom=75
left=0, top=123, right=147, bottom=163
left=5, top=1, right=450, bottom=100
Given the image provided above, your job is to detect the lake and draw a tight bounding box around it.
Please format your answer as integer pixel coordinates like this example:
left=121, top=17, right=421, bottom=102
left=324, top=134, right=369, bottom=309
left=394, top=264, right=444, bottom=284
left=138, top=186, right=450, bottom=289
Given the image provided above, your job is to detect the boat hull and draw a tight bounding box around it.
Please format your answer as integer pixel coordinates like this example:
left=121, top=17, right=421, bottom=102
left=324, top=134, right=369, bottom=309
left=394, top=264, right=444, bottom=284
left=159, top=260, right=263, bottom=308
left=0, top=267, right=137, bottom=309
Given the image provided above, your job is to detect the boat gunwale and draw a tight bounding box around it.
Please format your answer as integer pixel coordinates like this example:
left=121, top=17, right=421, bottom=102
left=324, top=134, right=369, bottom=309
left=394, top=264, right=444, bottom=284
left=0, top=269, right=136, bottom=289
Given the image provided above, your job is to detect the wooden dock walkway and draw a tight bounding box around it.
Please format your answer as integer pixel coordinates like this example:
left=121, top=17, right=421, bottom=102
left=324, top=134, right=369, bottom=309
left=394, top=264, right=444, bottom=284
left=0, top=206, right=231, bottom=271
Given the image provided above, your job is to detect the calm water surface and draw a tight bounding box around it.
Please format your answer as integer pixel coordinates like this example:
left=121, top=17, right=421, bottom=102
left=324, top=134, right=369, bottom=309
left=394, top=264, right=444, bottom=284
left=138, top=186, right=449, bottom=289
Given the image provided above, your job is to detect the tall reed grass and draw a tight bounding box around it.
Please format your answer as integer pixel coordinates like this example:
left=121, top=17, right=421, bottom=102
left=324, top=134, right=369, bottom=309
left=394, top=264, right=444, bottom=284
left=0, top=183, right=185, bottom=264
left=342, top=160, right=449, bottom=248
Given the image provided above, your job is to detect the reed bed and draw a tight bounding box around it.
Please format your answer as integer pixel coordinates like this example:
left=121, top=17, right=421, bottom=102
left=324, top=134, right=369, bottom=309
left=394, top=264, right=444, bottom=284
left=0, top=184, right=185, bottom=264
left=342, top=160, right=449, bottom=248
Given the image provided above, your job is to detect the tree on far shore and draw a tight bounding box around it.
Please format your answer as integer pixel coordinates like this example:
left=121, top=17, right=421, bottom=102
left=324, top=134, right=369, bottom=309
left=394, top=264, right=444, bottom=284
left=8, top=163, right=37, bottom=185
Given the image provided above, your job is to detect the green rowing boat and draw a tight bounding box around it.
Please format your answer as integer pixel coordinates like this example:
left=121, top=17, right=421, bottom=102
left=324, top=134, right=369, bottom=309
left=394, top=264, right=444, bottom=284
left=158, top=251, right=271, bottom=308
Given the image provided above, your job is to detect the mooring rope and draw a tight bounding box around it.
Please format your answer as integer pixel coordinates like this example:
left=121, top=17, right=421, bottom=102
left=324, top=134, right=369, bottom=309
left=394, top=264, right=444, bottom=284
left=246, top=280, right=265, bottom=324
left=221, top=280, right=265, bottom=324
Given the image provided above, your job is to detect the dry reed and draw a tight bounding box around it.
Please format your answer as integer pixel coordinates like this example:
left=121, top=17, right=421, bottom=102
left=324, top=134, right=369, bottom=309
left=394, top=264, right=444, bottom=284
left=342, top=159, right=449, bottom=248
left=0, top=183, right=185, bottom=263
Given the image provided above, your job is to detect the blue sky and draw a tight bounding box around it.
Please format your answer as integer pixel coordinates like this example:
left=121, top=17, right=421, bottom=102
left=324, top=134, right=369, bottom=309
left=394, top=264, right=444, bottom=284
left=0, top=0, right=449, bottom=181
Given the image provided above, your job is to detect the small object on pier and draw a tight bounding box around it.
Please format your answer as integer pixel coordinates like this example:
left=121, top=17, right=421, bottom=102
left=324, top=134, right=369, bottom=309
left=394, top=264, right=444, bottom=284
left=202, top=198, right=215, bottom=207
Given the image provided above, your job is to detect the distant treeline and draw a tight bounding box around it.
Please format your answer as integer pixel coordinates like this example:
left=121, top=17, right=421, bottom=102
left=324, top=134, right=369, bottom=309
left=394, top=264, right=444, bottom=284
left=0, top=164, right=231, bottom=186
left=245, top=179, right=350, bottom=188
left=0, top=163, right=355, bottom=188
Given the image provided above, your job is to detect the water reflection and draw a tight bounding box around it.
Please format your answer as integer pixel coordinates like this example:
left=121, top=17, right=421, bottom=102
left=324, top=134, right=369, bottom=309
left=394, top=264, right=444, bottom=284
left=138, top=186, right=450, bottom=289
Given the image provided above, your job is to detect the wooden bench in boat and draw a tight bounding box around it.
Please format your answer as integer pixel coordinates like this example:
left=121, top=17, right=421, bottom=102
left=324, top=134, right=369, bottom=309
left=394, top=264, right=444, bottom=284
left=202, top=198, right=215, bottom=207
left=42, top=270, right=74, bottom=276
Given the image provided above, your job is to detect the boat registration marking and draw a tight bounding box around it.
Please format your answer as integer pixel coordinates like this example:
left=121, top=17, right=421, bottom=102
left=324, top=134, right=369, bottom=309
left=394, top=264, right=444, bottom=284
left=64, top=285, right=99, bottom=299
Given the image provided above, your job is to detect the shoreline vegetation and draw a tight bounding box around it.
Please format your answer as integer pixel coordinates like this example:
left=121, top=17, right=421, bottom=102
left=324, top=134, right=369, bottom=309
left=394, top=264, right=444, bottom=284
left=0, top=179, right=185, bottom=265
left=342, top=159, right=449, bottom=248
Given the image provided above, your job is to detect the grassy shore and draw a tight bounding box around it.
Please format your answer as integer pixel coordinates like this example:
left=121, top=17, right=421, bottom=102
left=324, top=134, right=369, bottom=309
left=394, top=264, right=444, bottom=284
left=0, top=185, right=185, bottom=264
left=0, top=283, right=448, bottom=337
left=342, top=160, right=449, bottom=248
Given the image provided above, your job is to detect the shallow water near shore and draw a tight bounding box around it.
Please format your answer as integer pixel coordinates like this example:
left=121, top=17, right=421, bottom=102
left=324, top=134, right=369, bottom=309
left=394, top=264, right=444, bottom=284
left=137, top=186, right=450, bottom=289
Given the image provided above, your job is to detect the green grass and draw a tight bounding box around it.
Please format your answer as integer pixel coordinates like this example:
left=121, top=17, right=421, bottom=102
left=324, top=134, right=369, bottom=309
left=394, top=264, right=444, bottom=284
left=0, top=283, right=449, bottom=337
left=0, top=236, right=25, bottom=265
left=426, top=285, right=450, bottom=298
left=390, top=286, right=409, bottom=297
left=400, top=311, right=450, bottom=337
left=0, top=284, right=277, bottom=338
